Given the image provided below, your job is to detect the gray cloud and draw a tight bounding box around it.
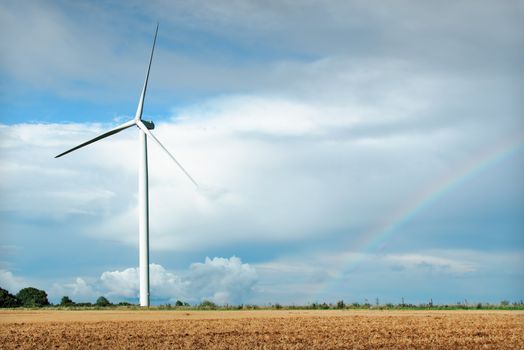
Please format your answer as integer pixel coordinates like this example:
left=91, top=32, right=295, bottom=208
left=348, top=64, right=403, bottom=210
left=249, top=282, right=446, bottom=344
left=1, top=1, right=521, bottom=105
left=253, top=249, right=524, bottom=304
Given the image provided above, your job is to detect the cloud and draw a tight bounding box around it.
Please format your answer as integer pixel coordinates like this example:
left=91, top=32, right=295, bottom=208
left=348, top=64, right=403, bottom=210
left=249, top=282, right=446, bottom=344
left=187, top=256, right=257, bottom=304
left=252, top=248, right=524, bottom=304
left=53, top=256, right=256, bottom=304
left=0, top=82, right=521, bottom=254
left=2, top=1, right=521, bottom=107
left=100, top=264, right=187, bottom=300
left=4, top=249, right=523, bottom=305
left=384, top=253, right=475, bottom=275
left=0, top=269, right=29, bottom=294
left=100, top=268, right=139, bottom=298
left=54, top=277, right=98, bottom=301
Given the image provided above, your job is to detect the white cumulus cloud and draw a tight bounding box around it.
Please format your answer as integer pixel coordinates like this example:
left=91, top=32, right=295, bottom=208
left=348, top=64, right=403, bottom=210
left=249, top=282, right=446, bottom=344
left=187, top=256, right=258, bottom=304
left=0, top=269, right=29, bottom=294
left=52, top=256, right=256, bottom=305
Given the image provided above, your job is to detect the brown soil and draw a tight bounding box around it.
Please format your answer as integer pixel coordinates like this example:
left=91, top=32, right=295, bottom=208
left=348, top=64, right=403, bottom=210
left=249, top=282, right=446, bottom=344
left=1, top=309, right=522, bottom=349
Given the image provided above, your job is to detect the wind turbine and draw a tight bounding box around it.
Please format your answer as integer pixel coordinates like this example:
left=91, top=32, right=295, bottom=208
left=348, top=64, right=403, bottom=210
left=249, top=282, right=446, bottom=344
left=55, top=24, right=197, bottom=307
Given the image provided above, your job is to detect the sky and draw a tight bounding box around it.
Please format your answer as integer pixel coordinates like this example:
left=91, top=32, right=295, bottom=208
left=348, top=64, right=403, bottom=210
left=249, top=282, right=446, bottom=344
left=0, top=0, right=523, bottom=306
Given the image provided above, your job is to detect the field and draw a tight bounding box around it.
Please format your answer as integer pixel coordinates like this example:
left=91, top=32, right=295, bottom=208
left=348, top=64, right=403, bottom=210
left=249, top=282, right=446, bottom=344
left=1, top=309, right=523, bottom=349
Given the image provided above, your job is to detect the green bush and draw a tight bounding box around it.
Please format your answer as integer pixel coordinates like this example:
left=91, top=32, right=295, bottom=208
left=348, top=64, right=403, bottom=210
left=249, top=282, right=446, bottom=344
left=75, top=302, right=94, bottom=307
left=60, top=296, right=74, bottom=306
left=96, top=296, right=111, bottom=307
left=199, top=300, right=217, bottom=309
left=0, top=287, right=20, bottom=307
left=117, top=301, right=133, bottom=306
left=16, top=287, right=49, bottom=307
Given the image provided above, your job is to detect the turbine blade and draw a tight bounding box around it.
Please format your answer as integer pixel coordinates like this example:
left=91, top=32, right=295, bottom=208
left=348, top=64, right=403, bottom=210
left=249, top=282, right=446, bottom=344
left=55, top=120, right=136, bottom=158
left=134, top=23, right=159, bottom=121
left=136, top=120, right=198, bottom=187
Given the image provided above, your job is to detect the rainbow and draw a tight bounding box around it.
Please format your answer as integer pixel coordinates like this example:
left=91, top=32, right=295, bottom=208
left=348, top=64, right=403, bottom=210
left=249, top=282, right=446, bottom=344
left=315, top=131, right=524, bottom=298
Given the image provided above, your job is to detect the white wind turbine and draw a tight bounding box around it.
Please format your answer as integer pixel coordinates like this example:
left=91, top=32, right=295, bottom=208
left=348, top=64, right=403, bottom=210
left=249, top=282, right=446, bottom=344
left=55, top=24, right=197, bottom=307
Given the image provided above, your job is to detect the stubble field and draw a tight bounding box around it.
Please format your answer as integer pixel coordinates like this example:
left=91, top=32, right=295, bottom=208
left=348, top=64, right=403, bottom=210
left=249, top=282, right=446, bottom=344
left=1, top=309, right=523, bottom=349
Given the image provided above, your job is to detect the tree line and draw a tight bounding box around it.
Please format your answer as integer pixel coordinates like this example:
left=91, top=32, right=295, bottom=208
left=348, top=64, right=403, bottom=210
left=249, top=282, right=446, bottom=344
left=1, top=286, right=523, bottom=309
left=0, top=286, right=118, bottom=308
left=0, top=286, right=191, bottom=308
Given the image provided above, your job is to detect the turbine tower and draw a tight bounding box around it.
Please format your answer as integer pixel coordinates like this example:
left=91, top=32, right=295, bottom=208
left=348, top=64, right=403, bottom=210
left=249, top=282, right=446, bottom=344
left=55, top=24, right=197, bottom=307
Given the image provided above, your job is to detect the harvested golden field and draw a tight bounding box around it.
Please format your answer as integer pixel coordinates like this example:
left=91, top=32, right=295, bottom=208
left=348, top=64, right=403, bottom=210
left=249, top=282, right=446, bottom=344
left=1, top=309, right=523, bottom=349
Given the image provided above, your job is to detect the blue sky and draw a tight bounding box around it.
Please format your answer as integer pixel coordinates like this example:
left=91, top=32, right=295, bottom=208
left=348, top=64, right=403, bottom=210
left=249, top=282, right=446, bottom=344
left=1, top=0, right=523, bottom=305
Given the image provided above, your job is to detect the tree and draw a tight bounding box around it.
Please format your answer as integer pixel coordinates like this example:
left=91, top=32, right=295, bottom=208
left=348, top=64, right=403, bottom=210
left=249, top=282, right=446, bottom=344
left=60, top=296, right=74, bottom=306
left=336, top=300, right=345, bottom=309
left=96, top=296, right=111, bottom=307
left=16, top=287, right=49, bottom=307
left=199, top=300, right=217, bottom=309
left=0, top=287, right=20, bottom=307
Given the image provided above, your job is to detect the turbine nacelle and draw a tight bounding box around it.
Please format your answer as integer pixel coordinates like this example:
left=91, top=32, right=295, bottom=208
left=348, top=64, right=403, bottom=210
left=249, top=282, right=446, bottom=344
left=141, top=120, right=155, bottom=130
